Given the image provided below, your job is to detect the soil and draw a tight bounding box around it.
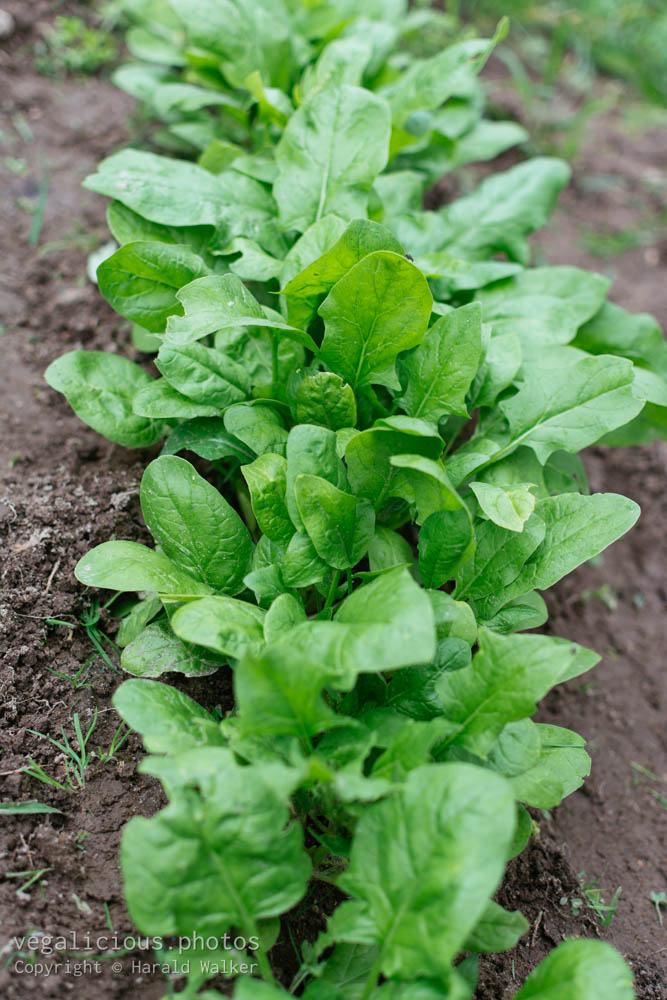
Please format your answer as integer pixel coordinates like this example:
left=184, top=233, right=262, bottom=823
left=0, top=6, right=664, bottom=999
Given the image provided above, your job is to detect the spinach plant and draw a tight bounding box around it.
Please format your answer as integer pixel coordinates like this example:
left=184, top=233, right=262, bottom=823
left=42, top=7, right=664, bottom=997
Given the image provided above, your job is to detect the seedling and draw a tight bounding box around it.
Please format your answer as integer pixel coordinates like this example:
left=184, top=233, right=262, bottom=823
left=650, top=891, right=666, bottom=925
left=5, top=868, right=52, bottom=895
left=27, top=710, right=98, bottom=791
left=97, top=722, right=130, bottom=764
left=579, top=873, right=623, bottom=926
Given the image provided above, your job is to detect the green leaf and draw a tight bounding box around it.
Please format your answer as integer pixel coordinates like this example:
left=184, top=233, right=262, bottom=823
left=133, top=378, right=220, bottom=419
left=282, top=219, right=403, bottom=330
left=166, top=274, right=315, bottom=350
left=97, top=241, right=209, bottom=332
left=498, top=355, right=643, bottom=465
left=116, top=596, right=163, bottom=648
left=475, top=266, right=610, bottom=348
left=274, top=85, right=391, bottom=231
left=436, top=157, right=571, bottom=263
left=296, top=474, right=375, bottom=570
left=482, top=591, right=548, bottom=634
left=107, top=202, right=215, bottom=256
left=336, top=762, right=515, bottom=980
left=435, top=630, right=599, bottom=758
left=470, top=481, right=536, bottom=532
left=263, top=593, right=307, bottom=643
left=418, top=508, right=474, bottom=588
left=388, top=454, right=464, bottom=523
left=113, top=679, right=225, bottom=753
left=296, top=373, right=357, bottom=430
left=225, top=404, right=289, bottom=458
left=512, top=939, right=634, bottom=1000
left=237, top=646, right=341, bottom=742
left=286, top=424, right=346, bottom=530
left=161, top=418, right=254, bottom=462
left=122, top=748, right=310, bottom=936
left=367, top=526, right=414, bottom=573
left=398, top=302, right=482, bottom=420
left=120, top=621, right=226, bottom=678
left=319, top=251, right=432, bottom=389
left=509, top=724, right=591, bottom=808
left=44, top=351, right=164, bottom=449
left=283, top=532, right=330, bottom=588
left=465, top=901, right=529, bottom=954
left=140, top=456, right=253, bottom=594
left=156, top=342, right=250, bottom=409
left=85, top=150, right=282, bottom=253
left=75, top=541, right=212, bottom=596
left=0, top=802, right=63, bottom=815
left=171, top=596, right=266, bottom=660
left=344, top=417, right=443, bottom=508
left=242, top=453, right=294, bottom=546
left=273, top=567, right=435, bottom=689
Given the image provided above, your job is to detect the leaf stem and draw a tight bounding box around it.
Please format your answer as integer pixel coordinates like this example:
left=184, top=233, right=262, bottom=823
left=324, top=570, right=342, bottom=611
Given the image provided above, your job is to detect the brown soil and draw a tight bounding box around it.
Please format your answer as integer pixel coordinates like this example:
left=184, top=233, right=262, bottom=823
left=0, top=7, right=664, bottom=999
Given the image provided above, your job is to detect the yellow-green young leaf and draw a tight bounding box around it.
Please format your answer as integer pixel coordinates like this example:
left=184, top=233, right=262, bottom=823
left=435, top=630, right=599, bottom=758
left=140, top=456, right=253, bottom=594
left=120, top=621, right=226, bottom=679
left=319, top=251, right=432, bottom=390
left=470, top=481, right=536, bottom=532
left=171, top=596, right=266, bottom=660
left=75, top=541, right=211, bottom=596
left=97, top=241, right=209, bottom=332
left=113, top=679, right=225, bottom=754
left=336, top=763, right=515, bottom=981
left=121, top=748, right=311, bottom=937
left=274, top=85, right=391, bottom=232
left=296, top=373, right=357, bottom=430
left=282, top=219, right=403, bottom=330
left=242, top=453, right=294, bottom=547
left=295, top=474, right=375, bottom=570
left=398, top=302, right=483, bottom=420
left=512, top=940, right=634, bottom=1000
left=44, top=350, right=164, bottom=449
left=155, top=342, right=249, bottom=409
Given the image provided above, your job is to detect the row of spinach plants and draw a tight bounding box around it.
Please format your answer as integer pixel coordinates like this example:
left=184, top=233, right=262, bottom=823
left=46, top=1, right=666, bottom=997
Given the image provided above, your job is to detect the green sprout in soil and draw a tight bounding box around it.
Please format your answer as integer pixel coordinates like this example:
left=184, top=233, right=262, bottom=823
left=25, top=710, right=98, bottom=791
left=650, top=891, right=666, bottom=925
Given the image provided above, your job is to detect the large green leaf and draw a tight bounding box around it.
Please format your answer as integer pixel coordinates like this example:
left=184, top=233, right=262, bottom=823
left=85, top=150, right=283, bottom=254
left=398, top=303, right=482, bottom=420
left=336, top=763, right=515, bottom=981
left=140, top=456, right=253, bottom=594
left=120, top=621, right=226, bottom=678
left=45, top=351, right=163, bottom=448
left=75, top=541, right=212, bottom=596
left=97, top=241, right=209, bottom=332
left=295, top=474, right=375, bottom=570
left=282, top=220, right=403, bottom=330
left=171, top=595, right=266, bottom=660
left=512, top=940, right=634, bottom=1000
left=319, top=251, right=432, bottom=389
left=274, top=85, right=391, bottom=231
left=435, top=630, right=599, bottom=758
left=122, top=748, right=310, bottom=936
left=242, top=453, right=294, bottom=546
left=113, top=679, right=225, bottom=753
left=155, top=341, right=249, bottom=409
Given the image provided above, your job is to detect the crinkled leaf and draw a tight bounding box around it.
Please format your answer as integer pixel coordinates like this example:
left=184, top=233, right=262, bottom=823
left=156, top=341, right=249, bottom=409
left=121, top=621, right=226, bottom=678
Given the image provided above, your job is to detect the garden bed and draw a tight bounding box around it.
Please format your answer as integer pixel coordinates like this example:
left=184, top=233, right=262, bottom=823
left=0, top=5, right=665, bottom=998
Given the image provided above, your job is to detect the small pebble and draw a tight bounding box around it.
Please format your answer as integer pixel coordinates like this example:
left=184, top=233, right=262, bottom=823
left=0, top=8, right=15, bottom=40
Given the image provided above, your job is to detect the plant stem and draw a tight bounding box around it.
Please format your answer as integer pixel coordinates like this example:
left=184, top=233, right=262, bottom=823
left=324, top=570, right=341, bottom=611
